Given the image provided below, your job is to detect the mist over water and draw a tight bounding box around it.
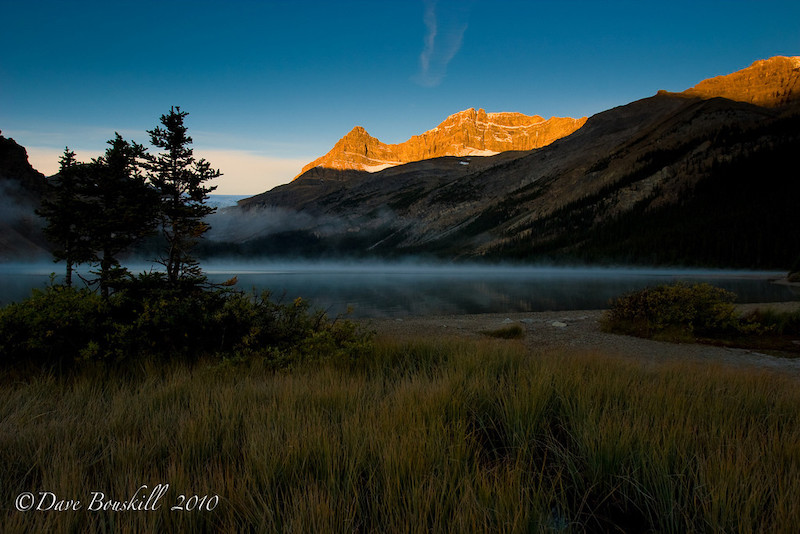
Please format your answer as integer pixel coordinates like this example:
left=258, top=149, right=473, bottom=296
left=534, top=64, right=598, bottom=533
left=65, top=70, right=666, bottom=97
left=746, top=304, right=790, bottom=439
left=3, top=260, right=796, bottom=317
left=205, top=195, right=250, bottom=209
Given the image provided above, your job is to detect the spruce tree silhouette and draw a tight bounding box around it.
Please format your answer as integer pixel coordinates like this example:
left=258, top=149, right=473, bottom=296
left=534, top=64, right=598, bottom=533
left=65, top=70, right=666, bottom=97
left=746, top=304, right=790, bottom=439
left=145, top=106, right=220, bottom=284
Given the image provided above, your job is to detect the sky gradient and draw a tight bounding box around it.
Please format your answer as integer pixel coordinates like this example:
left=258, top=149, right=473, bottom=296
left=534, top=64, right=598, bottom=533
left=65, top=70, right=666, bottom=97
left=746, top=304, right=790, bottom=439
left=2, top=0, right=799, bottom=194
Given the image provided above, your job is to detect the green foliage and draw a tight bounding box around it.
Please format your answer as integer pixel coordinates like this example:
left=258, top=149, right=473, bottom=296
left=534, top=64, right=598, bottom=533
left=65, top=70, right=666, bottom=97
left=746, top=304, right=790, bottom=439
left=602, top=282, right=741, bottom=339
left=0, top=283, right=108, bottom=367
left=0, top=277, right=372, bottom=371
left=603, top=284, right=800, bottom=354
left=212, top=291, right=373, bottom=367
left=739, top=308, right=800, bottom=336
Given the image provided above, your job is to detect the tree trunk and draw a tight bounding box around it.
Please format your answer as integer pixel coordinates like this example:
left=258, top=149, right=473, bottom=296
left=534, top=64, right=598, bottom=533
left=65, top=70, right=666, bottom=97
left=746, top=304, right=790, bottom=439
left=100, top=249, right=111, bottom=300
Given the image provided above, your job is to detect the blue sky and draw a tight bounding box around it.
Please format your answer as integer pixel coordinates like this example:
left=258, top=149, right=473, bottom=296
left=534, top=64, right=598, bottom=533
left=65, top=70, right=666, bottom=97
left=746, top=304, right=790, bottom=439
left=1, top=0, right=798, bottom=194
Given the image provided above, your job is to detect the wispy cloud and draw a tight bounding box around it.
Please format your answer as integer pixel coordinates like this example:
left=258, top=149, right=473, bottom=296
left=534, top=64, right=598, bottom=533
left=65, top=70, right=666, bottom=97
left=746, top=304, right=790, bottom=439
left=413, top=0, right=473, bottom=87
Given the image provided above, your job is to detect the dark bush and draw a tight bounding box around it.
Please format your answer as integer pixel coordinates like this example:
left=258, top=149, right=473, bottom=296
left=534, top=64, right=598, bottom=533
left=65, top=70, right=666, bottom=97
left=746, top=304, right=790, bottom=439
left=602, top=282, right=740, bottom=339
left=739, top=308, right=800, bottom=337
left=480, top=324, right=525, bottom=339
left=0, top=284, right=108, bottom=368
left=0, top=276, right=372, bottom=371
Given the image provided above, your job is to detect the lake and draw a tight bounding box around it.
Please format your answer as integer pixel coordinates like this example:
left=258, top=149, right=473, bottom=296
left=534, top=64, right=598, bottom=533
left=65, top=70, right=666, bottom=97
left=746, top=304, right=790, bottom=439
left=3, top=262, right=797, bottom=318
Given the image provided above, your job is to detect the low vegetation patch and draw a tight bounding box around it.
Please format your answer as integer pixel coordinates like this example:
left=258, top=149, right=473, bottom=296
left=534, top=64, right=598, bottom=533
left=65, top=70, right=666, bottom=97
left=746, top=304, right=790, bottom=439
left=1, top=338, right=799, bottom=532
left=602, top=282, right=800, bottom=354
left=601, top=282, right=740, bottom=340
left=480, top=323, right=525, bottom=339
left=789, top=256, right=800, bottom=283
left=0, top=275, right=372, bottom=372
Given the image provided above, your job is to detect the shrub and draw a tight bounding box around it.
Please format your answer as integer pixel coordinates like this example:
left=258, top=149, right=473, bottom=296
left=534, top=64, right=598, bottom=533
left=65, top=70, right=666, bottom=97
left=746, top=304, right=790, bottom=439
left=0, top=276, right=372, bottom=371
left=602, top=282, right=740, bottom=339
left=0, top=284, right=108, bottom=368
left=739, top=308, right=800, bottom=336
left=214, top=291, right=373, bottom=367
left=788, top=255, right=800, bottom=282
left=481, top=324, right=525, bottom=339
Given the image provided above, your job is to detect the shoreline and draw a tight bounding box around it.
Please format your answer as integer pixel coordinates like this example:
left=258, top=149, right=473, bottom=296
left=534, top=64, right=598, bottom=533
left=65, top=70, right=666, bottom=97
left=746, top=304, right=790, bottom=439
left=356, top=301, right=800, bottom=378
left=772, top=276, right=800, bottom=287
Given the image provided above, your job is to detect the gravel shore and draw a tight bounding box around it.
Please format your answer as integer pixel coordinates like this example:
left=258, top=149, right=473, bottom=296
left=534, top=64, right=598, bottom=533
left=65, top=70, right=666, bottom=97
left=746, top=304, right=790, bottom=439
left=356, top=302, right=800, bottom=378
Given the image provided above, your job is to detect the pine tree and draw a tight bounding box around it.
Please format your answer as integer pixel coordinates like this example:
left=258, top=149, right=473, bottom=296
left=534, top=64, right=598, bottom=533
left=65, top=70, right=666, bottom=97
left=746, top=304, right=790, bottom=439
left=145, top=107, right=220, bottom=284
left=87, top=134, right=159, bottom=298
left=37, top=148, right=94, bottom=287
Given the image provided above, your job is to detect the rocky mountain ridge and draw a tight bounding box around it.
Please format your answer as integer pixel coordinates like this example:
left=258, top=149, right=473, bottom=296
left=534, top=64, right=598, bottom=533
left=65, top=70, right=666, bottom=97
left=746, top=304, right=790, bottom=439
left=679, top=55, right=800, bottom=107
left=3, top=57, right=798, bottom=267
left=228, top=55, right=800, bottom=269
left=0, top=133, right=49, bottom=260
left=295, top=108, right=587, bottom=178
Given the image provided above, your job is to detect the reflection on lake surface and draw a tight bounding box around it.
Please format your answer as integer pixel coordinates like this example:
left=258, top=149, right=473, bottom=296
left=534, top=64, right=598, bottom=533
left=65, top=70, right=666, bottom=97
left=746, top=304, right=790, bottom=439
left=3, top=262, right=797, bottom=318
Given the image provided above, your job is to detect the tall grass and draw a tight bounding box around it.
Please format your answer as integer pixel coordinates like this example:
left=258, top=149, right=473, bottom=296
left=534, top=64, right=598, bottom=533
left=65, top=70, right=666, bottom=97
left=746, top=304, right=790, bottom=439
left=1, top=337, right=799, bottom=532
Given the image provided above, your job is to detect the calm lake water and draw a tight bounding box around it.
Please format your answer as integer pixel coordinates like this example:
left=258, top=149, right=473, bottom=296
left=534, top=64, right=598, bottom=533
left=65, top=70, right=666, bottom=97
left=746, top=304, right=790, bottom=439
left=3, top=262, right=797, bottom=318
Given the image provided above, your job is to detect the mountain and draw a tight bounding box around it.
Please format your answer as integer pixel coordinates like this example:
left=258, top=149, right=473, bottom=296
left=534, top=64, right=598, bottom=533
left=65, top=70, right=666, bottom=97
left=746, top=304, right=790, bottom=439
left=0, top=133, right=49, bottom=260
left=679, top=55, right=800, bottom=107
left=295, top=108, right=586, bottom=178
left=227, top=56, right=800, bottom=269
left=0, top=133, right=47, bottom=196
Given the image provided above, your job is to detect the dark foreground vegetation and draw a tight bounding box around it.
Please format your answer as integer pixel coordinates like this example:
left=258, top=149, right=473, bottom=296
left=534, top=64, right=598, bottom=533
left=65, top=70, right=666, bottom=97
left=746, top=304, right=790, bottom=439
left=481, top=323, right=526, bottom=340
left=2, top=275, right=799, bottom=531
left=602, top=282, right=800, bottom=355
left=0, top=275, right=371, bottom=372
left=1, top=336, right=799, bottom=532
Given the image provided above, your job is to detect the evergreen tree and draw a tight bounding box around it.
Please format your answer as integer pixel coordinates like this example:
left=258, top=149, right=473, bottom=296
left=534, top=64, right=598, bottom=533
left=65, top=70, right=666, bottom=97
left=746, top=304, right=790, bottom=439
left=37, top=148, right=94, bottom=287
left=59, top=147, right=77, bottom=170
left=87, top=134, right=159, bottom=298
left=145, top=107, right=219, bottom=284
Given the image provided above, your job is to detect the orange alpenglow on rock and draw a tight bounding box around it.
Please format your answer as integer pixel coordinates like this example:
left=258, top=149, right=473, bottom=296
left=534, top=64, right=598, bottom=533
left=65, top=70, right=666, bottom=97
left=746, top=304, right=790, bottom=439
left=295, top=108, right=587, bottom=179
left=680, top=55, right=800, bottom=107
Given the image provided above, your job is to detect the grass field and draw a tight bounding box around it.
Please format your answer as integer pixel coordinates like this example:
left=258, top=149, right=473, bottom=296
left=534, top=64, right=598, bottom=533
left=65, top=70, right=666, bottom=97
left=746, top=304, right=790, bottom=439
left=1, top=336, right=799, bottom=532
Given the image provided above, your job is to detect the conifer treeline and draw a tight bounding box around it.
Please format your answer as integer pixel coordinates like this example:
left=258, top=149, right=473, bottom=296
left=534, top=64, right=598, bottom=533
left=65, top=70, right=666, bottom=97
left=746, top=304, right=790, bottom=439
left=37, top=107, right=219, bottom=295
